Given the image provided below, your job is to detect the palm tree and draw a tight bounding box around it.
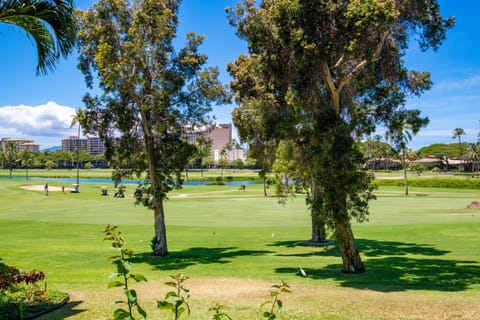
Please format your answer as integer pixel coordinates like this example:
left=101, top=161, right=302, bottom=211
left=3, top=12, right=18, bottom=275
left=452, top=128, right=466, bottom=171
left=5, top=141, right=17, bottom=179
left=219, top=146, right=228, bottom=180
left=195, top=134, right=212, bottom=178
left=17, top=149, right=35, bottom=180
left=388, top=111, right=429, bottom=196
left=466, top=142, right=480, bottom=176
left=0, top=0, right=76, bottom=75
left=70, top=109, right=86, bottom=189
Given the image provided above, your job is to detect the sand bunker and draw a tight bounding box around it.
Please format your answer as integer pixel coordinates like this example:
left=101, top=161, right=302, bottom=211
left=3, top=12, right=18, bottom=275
left=467, top=201, right=480, bottom=209
left=20, top=185, right=64, bottom=192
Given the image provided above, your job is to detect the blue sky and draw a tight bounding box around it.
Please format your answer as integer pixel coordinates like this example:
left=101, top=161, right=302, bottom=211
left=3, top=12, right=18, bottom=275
left=0, top=0, right=478, bottom=150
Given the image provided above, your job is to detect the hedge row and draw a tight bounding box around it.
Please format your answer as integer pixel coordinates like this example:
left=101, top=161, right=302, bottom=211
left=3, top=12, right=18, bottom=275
left=372, top=178, right=480, bottom=189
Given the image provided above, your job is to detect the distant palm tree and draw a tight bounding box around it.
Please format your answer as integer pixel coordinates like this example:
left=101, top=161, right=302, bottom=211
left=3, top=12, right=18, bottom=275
left=388, top=123, right=413, bottom=196
left=388, top=110, right=428, bottom=196
left=466, top=142, right=480, bottom=176
left=5, top=141, right=17, bottom=179
left=0, top=0, right=76, bottom=75
left=219, top=146, right=228, bottom=180
left=452, top=128, right=466, bottom=170
left=195, top=134, right=211, bottom=178
left=70, top=109, right=86, bottom=188
left=17, top=149, right=35, bottom=180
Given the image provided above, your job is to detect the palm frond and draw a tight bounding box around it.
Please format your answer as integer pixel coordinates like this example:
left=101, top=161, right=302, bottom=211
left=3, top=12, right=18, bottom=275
left=0, top=0, right=76, bottom=75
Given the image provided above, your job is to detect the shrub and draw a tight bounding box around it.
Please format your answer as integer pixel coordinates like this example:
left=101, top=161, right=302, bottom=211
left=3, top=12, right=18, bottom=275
left=372, top=178, right=480, bottom=189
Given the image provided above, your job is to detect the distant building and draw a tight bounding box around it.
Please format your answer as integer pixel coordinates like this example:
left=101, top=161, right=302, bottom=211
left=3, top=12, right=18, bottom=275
left=62, top=136, right=87, bottom=153
left=62, top=136, right=106, bottom=156
left=86, top=136, right=105, bottom=156
left=209, top=123, right=232, bottom=160
left=1, top=138, right=40, bottom=152
left=183, top=123, right=245, bottom=164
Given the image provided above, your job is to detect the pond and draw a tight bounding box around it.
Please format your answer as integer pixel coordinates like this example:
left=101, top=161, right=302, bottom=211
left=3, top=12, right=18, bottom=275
left=0, top=176, right=260, bottom=187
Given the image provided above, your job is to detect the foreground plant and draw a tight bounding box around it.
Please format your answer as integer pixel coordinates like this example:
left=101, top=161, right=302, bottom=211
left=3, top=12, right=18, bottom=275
left=209, top=302, right=232, bottom=320
left=0, top=262, right=46, bottom=303
left=104, top=224, right=147, bottom=319
left=157, top=273, right=191, bottom=319
left=260, top=281, right=291, bottom=320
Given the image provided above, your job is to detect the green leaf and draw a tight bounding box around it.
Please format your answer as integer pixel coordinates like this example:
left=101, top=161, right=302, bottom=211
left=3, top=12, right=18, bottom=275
left=276, top=299, right=283, bottom=309
left=125, top=289, right=138, bottom=304
left=164, top=281, right=177, bottom=288
left=108, top=280, right=125, bottom=288
left=123, top=249, right=134, bottom=257
left=113, top=308, right=131, bottom=320
left=157, top=300, right=174, bottom=310
left=136, top=304, right=147, bottom=319
left=177, top=307, right=185, bottom=318
left=270, top=291, right=279, bottom=297
left=130, top=273, right=147, bottom=282
left=165, top=291, right=178, bottom=299
left=108, top=272, right=121, bottom=279
left=121, top=260, right=132, bottom=272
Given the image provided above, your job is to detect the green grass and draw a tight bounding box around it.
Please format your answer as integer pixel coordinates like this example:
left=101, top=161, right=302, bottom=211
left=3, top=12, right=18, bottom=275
left=1, top=174, right=480, bottom=319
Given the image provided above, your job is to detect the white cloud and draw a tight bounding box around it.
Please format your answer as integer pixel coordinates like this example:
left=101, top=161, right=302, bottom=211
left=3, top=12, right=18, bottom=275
left=0, top=102, right=78, bottom=148
left=434, top=74, right=480, bottom=92
left=0, top=101, right=76, bottom=137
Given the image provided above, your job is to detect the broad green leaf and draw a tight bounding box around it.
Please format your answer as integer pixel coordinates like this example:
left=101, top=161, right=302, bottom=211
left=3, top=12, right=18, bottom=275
left=136, top=304, right=147, bottom=319
left=277, top=299, right=283, bottom=309
left=113, top=308, right=131, bottom=320
left=165, top=291, right=178, bottom=299
left=177, top=307, right=185, bottom=317
left=157, top=300, right=174, bottom=310
left=130, top=273, right=147, bottom=282
left=108, top=280, right=124, bottom=288
left=125, top=289, right=138, bottom=304
left=164, top=281, right=177, bottom=287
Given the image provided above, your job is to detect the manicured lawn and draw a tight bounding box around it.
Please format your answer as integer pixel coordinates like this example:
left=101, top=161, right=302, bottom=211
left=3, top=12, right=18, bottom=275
left=0, top=176, right=480, bottom=319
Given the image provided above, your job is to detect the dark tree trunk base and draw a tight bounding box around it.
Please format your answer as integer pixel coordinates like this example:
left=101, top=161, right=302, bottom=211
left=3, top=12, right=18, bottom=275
left=300, top=239, right=335, bottom=247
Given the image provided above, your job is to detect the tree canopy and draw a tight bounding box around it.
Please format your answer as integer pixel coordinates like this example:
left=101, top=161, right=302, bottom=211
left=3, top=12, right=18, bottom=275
left=228, top=0, right=453, bottom=273
left=76, top=0, right=229, bottom=256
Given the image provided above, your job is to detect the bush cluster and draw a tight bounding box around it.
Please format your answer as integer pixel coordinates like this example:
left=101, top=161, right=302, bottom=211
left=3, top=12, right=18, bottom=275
left=0, top=262, right=47, bottom=318
left=372, top=178, right=480, bottom=189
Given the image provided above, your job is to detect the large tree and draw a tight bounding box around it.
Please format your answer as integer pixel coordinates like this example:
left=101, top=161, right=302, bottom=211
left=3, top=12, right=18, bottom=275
left=77, top=0, right=228, bottom=256
left=0, top=0, right=76, bottom=75
left=228, top=0, right=453, bottom=273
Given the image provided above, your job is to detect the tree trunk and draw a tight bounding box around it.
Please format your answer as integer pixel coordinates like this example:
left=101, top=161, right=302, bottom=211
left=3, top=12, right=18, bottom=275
left=153, top=200, right=168, bottom=256
left=144, top=124, right=169, bottom=256
left=310, top=177, right=327, bottom=242
left=402, top=149, right=409, bottom=196
left=263, top=177, right=267, bottom=197
left=332, top=187, right=365, bottom=273
left=334, top=217, right=365, bottom=273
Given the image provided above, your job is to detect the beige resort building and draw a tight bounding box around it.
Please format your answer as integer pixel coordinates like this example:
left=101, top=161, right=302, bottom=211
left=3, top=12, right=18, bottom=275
left=0, top=138, right=40, bottom=152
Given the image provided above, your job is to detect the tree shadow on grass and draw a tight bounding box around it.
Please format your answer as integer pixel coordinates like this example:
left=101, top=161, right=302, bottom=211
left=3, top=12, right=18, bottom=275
left=271, top=239, right=450, bottom=258
left=37, top=301, right=86, bottom=319
left=132, top=247, right=273, bottom=271
left=273, top=239, right=480, bottom=292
